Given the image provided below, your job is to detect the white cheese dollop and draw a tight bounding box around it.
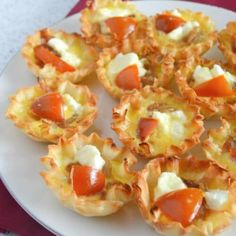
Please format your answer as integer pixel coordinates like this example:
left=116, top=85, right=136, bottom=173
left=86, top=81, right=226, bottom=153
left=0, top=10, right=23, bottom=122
left=75, top=145, right=105, bottom=170
left=94, top=8, right=132, bottom=34
left=47, top=38, right=81, bottom=67
left=170, top=9, right=182, bottom=17
left=108, top=52, right=146, bottom=78
left=154, top=172, right=186, bottom=200
left=62, top=94, right=83, bottom=120
left=193, top=64, right=236, bottom=87
left=205, top=190, right=229, bottom=211
left=168, top=21, right=199, bottom=41
left=152, top=110, right=187, bottom=140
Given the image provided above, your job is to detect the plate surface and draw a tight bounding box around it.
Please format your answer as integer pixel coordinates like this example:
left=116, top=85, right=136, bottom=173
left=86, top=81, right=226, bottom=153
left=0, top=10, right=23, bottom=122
left=0, top=1, right=236, bottom=236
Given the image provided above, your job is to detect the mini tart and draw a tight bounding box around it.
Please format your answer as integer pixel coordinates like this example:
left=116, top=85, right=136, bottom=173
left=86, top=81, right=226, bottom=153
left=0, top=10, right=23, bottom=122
left=96, top=46, right=175, bottom=99
left=147, top=9, right=216, bottom=59
left=218, top=21, right=236, bottom=65
left=21, top=28, right=97, bottom=85
left=133, top=156, right=236, bottom=236
left=112, top=86, right=204, bottom=158
left=203, top=117, right=236, bottom=179
left=80, top=0, right=146, bottom=48
left=41, top=132, right=136, bottom=216
left=176, top=57, right=236, bottom=118
left=6, top=81, right=97, bottom=143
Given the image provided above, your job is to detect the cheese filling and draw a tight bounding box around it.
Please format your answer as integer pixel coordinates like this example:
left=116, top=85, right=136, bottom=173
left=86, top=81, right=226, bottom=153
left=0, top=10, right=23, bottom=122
left=94, top=8, right=132, bottom=34
left=166, top=10, right=199, bottom=41
left=62, top=94, right=83, bottom=120
left=75, top=145, right=105, bottom=170
left=193, top=64, right=236, bottom=87
left=47, top=38, right=81, bottom=67
left=152, top=110, right=187, bottom=140
left=107, top=52, right=146, bottom=80
left=205, top=190, right=229, bottom=211
left=154, top=172, right=187, bottom=200
left=154, top=172, right=229, bottom=211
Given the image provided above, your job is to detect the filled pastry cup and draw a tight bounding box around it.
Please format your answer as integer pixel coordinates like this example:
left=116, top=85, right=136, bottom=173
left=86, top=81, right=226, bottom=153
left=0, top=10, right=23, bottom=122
left=80, top=0, right=147, bottom=49
left=96, top=45, right=175, bottom=99
left=41, top=132, right=136, bottom=216
left=176, top=57, right=236, bottom=118
left=203, top=117, right=236, bottom=179
left=133, top=156, right=236, bottom=236
left=147, top=9, right=216, bottom=59
left=218, top=21, right=236, bottom=65
left=22, top=28, right=98, bottom=85
left=112, top=86, right=204, bottom=158
left=6, top=80, right=97, bottom=143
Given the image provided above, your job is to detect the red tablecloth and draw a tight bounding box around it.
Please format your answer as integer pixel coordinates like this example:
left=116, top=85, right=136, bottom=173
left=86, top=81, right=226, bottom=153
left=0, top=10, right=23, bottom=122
left=1, top=0, right=235, bottom=236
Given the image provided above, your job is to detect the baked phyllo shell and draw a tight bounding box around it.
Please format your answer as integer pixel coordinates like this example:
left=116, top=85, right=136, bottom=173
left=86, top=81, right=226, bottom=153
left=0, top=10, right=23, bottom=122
left=6, top=81, right=97, bottom=143
left=80, top=0, right=146, bottom=48
left=133, top=156, right=236, bottom=236
left=41, top=132, right=136, bottom=216
left=112, top=86, right=204, bottom=158
left=147, top=9, right=216, bottom=59
left=176, top=57, right=236, bottom=118
left=96, top=46, right=174, bottom=99
left=22, top=28, right=97, bottom=85
left=218, top=21, right=236, bottom=65
left=203, top=117, right=236, bottom=179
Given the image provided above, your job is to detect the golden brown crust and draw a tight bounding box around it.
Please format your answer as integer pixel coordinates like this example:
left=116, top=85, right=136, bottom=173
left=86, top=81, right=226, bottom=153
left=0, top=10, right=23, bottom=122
left=203, top=117, right=236, bottom=179
left=40, top=132, right=136, bottom=216
left=147, top=9, right=217, bottom=59
left=96, top=45, right=175, bottom=99
left=6, top=80, right=97, bottom=143
left=218, top=21, right=236, bottom=65
left=176, top=57, right=236, bottom=118
left=80, top=0, right=147, bottom=48
left=21, top=28, right=98, bottom=85
left=133, top=156, right=236, bottom=236
left=112, top=86, right=204, bottom=158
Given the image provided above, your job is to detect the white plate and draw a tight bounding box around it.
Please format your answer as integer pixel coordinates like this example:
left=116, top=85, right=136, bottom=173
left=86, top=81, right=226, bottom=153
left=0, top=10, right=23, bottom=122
left=0, top=1, right=236, bottom=236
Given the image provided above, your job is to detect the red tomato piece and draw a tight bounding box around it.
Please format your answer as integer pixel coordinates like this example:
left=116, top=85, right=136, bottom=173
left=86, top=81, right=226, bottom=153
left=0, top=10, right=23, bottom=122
left=115, top=64, right=141, bottom=90
left=34, top=45, right=75, bottom=73
left=155, top=188, right=203, bottom=227
left=71, top=165, right=105, bottom=196
left=138, top=117, right=158, bottom=142
left=194, top=75, right=234, bottom=97
left=155, top=14, right=185, bottom=33
left=105, top=16, right=137, bottom=40
left=31, top=92, right=64, bottom=122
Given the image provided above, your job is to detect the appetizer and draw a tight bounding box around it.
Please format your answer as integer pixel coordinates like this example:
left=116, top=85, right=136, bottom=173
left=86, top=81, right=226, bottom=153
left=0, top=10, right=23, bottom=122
left=133, top=156, right=236, bottom=235
left=147, top=9, right=216, bottom=58
left=41, top=132, right=136, bottom=216
left=80, top=0, right=146, bottom=48
left=176, top=57, right=236, bottom=118
left=97, top=46, right=174, bottom=98
left=6, top=81, right=97, bottom=143
left=218, top=21, right=236, bottom=65
left=22, top=28, right=97, bottom=85
left=203, top=117, right=236, bottom=179
left=112, top=86, right=204, bottom=158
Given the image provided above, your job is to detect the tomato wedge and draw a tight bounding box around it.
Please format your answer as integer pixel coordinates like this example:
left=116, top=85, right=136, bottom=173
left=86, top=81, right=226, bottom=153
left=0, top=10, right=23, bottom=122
left=138, top=117, right=158, bottom=142
left=31, top=92, right=64, bottom=122
left=71, top=165, right=105, bottom=196
left=34, top=45, right=75, bottom=73
left=155, top=188, right=203, bottom=227
left=155, top=14, right=185, bottom=33
left=115, top=65, right=141, bottom=90
left=194, top=75, right=234, bottom=97
left=105, top=16, right=137, bottom=40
